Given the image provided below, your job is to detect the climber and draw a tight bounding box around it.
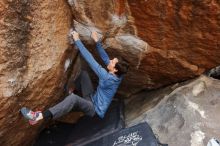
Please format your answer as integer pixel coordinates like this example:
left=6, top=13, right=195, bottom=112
left=20, top=31, right=129, bottom=125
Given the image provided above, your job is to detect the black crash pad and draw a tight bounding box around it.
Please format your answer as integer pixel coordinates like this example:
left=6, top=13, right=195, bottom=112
left=87, top=122, right=167, bottom=146
left=34, top=100, right=125, bottom=146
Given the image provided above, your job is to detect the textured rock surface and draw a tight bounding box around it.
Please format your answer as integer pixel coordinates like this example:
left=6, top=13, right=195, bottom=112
left=125, top=75, right=220, bottom=146
left=68, top=0, right=220, bottom=95
left=0, top=0, right=73, bottom=145
left=1, top=0, right=220, bottom=145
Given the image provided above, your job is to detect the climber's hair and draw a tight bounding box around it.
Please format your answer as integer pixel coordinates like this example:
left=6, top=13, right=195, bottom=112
left=115, top=57, right=129, bottom=77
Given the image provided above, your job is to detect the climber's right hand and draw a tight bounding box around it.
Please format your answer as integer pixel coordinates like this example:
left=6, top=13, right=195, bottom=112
left=71, top=31, right=80, bottom=41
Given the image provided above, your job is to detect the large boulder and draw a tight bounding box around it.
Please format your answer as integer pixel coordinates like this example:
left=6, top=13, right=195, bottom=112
left=125, top=75, right=220, bottom=146
left=68, top=0, right=220, bottom=95
left=0, top=0, right=73, bottom=145
left=1, top=0, right=220, bottom=145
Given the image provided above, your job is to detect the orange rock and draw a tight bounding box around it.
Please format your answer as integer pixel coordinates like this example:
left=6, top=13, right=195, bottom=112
left=1, top=0, right=220, bottom=145
left=0, top=0, right=73, bottom=145
left=70, top=0, right=220, bottom=95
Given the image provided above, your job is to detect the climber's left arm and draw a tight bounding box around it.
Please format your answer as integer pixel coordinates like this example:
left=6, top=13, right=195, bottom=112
left=91, top=31, right=110, bottom=66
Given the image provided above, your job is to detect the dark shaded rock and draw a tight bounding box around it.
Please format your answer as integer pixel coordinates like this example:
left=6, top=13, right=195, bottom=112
left=207, top=66, right=220, bottom=80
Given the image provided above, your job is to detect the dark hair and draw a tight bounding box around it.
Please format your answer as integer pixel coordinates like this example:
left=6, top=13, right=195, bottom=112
left=115, top=58, right=129, bottom=77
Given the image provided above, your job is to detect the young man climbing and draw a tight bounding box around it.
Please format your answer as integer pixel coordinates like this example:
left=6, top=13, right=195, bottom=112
left=21, top=31, right=129, bottom=125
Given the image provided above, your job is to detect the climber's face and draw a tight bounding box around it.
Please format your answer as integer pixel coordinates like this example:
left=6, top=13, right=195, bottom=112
left=107, top=58, right=118, bottom=73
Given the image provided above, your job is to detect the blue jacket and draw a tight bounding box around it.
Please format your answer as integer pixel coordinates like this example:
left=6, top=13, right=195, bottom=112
left=75, top=40, right=122, bottom=118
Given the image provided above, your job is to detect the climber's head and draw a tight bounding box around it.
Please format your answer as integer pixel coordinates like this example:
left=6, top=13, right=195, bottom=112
left=107, top=57, right=129, bottom=77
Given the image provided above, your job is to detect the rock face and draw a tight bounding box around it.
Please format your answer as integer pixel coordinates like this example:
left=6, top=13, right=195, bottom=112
left=125, top=76, right=220, bottom=146
left=1, top=0, right=220, bottom=145
left=68, top=0, right=220, bottom=95
left=127, top=0, right=220, bottom=92
left=0, top=0, right=74, bottom=145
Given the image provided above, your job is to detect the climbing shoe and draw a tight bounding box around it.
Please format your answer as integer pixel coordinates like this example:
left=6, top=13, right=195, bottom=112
left=21, top=107, right=42, bottom=125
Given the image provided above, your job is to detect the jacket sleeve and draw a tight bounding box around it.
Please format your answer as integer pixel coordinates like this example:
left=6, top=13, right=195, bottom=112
left=75, top=40, right=108, bottom=79
left=96, top=41, right=110, bottom=66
